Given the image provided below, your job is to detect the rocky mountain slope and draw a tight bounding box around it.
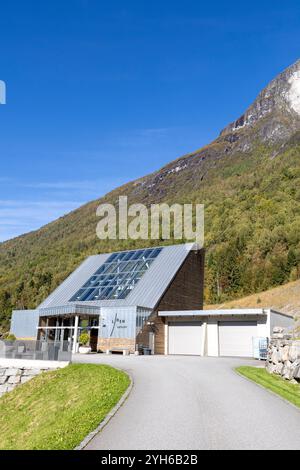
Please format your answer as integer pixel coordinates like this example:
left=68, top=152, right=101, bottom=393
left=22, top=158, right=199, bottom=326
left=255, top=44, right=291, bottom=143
left=1, top=59, right=300, bottom=331
left=134, top=59, right=300, bottom=198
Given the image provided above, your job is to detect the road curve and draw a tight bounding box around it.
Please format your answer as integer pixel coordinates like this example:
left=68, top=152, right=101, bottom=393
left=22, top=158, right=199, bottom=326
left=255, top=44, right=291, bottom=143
left=73, top=354, right=300, bottom=450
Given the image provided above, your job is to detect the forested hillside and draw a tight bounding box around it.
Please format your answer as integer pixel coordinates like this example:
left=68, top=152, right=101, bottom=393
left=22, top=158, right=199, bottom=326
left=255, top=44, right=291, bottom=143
left=1, top=59, right=300, bottom=332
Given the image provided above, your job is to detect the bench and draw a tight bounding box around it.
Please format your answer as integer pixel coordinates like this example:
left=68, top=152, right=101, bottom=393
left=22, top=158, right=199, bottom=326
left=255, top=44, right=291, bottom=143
left=106, top=348, right=130, bottom=356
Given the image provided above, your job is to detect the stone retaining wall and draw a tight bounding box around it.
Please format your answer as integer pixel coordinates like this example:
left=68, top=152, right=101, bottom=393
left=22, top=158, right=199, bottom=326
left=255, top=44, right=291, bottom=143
left=266, top=327, right=300, bottom=382
left=0, top=365, right=60, bottom=398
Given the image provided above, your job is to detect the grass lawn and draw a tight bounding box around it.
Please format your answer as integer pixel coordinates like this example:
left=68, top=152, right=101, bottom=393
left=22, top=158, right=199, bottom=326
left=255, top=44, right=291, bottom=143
left=0, top=363, right=130, bottom=450
left=236, top=366, right=300, bottom=408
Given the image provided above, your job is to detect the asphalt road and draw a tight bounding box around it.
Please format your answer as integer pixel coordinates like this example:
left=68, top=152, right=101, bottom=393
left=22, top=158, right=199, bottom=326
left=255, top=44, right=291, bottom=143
left=73, top=354, right=300, bottom=450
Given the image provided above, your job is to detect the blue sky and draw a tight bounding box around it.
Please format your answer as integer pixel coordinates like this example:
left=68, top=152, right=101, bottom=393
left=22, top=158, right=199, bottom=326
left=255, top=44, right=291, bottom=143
left=0, top=0, right=299, bottom=241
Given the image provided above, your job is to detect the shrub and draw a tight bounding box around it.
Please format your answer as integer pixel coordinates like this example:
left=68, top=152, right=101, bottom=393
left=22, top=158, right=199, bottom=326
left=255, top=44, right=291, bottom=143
left=4, top=333, right=16, bottom=341
left=79, top=332, right=89, bottom=346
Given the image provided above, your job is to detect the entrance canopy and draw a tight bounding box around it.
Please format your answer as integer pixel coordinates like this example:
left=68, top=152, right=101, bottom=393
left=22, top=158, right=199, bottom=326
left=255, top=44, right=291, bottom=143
left=39, top=304, right=101, bottom=317
left=38, top=305, right=101, bottom=353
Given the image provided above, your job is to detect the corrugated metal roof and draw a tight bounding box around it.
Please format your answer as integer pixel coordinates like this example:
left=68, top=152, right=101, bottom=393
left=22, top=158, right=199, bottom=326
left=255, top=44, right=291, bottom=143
left=159, top=308, right=268, bottom=317
left=38, top=243, right=195, bottom=310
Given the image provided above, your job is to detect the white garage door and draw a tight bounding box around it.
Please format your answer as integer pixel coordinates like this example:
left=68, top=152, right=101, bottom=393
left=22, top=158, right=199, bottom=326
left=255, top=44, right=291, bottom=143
left=168, top=322, right=203, bottom=355
left=219, top=321, right=257, bottom=357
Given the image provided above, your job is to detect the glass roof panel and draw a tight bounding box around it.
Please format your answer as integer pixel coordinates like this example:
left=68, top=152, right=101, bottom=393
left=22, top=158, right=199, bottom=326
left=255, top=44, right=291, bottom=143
left=123, top=251, right=136, bottom=261
left=69, top=247, right=162, bottom=302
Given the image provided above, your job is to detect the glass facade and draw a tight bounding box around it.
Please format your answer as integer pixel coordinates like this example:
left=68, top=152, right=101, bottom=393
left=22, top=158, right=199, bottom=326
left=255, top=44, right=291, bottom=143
left=69, top=247, right=162, bottom=302
left=136, top=308, right=152, bottom=335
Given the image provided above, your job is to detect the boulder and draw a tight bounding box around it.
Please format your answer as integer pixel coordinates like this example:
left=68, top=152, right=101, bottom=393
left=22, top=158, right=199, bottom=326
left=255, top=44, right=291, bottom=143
left=282, top=361, right=294, bottom=380
left=281, top=346, right=289, bottom=362
left=0, top=384, right=8, bottom=393
left=266, top=363, right=276, bottom=374
left=21, top=376, right=32, bottom=384
left=293, top=365, right=300, bottom=379
left=22, top=368, right=41, bottom=376
left=274, top=363, right=284, bottom=375
left=8, top=375, right=21, bottom=385
left=271, top=350, right=280, bottom=364
left=5, top=368, right=21, bottom=377
left=290, top=359, right=300, bottom=372
left=289, top=345, right=300, bottom=362
left=273, top=326, right=284, bottom=334
left=272, top=333, right=284, bottom=339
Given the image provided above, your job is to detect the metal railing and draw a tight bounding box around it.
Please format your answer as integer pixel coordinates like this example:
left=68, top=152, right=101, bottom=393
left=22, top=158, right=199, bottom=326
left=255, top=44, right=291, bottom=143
left=0, top=340, right=72, bottom=362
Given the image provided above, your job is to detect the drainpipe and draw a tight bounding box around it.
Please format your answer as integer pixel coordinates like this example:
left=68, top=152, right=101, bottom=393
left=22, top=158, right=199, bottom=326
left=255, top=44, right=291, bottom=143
left=72, top=315, right=79, bottom=354
left=54, top=317, right=59, bottom=342
left=201, top=321, right=207, bottom=357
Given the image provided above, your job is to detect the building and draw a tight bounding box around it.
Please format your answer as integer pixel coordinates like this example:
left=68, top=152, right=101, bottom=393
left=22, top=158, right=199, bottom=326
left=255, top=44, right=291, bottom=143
left=11, top=243, right=204, bottom=354
left=10, top=243, right=294, bottom=357
left=158, top=308, right=293, bottom=357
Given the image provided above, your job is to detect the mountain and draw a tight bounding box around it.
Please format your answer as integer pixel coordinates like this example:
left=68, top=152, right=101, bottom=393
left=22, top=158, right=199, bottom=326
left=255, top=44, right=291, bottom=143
left=1, top=59, right=300, bottom=332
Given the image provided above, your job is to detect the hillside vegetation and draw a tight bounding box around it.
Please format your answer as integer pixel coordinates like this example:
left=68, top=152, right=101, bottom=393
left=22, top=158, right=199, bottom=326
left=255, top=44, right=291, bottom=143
left=206, top=278, right=300, bottom=317
left=0, top=139, right=300, bottom=331
left=1, top=60, right=300, bottom=332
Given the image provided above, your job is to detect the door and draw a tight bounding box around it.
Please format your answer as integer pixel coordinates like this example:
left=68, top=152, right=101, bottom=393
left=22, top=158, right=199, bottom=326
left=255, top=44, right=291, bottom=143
left=90, top=328, right=99, bottom=352
left=168, top=322, right=203, bottom=355
left=218, top=321, right=257, bottom=357
left=149, top=332, right=155, bottom=354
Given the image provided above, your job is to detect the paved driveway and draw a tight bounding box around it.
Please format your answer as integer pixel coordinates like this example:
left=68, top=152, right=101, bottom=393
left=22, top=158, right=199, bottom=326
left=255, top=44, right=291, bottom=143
left=73, top=354, right=300, bottom=450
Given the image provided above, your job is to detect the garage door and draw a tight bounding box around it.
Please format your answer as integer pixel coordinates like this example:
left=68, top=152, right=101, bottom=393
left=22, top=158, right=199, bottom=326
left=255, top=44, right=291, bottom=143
left=219, top=321, right=257, bottom=357
left=168, top=322, right=203, bottom=355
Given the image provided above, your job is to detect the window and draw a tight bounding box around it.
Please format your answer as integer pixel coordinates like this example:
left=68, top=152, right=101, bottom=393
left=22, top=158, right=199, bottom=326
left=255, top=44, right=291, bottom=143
left=69, top=248, right=162, bottom=302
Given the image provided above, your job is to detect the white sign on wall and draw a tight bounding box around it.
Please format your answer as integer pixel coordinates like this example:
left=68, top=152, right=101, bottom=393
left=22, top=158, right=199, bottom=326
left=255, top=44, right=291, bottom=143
left=0, top=80, right=6, bottom=104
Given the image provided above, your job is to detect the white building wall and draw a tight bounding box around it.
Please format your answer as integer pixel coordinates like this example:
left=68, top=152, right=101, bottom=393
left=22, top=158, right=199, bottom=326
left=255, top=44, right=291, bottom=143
left=257, top=313, right=269, bottom=338
left=164, top=323, right=168, bottom=355
left=206, top=320, right=219, bottom=356
left=100, top=306, right=137, bottom=338
left=160, top=310, right=293, bottom=358
left=10, top=310, right=40, bottom=339
left=206, top=315, right=268, bottom=357
left=270, top=310, right=294, bottom=333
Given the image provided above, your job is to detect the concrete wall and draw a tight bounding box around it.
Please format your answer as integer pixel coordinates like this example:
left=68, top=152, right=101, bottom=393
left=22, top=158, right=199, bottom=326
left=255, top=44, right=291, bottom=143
left=10, top=310, right=40, bottom=339
left=270, top=310, right=294, bottom=333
